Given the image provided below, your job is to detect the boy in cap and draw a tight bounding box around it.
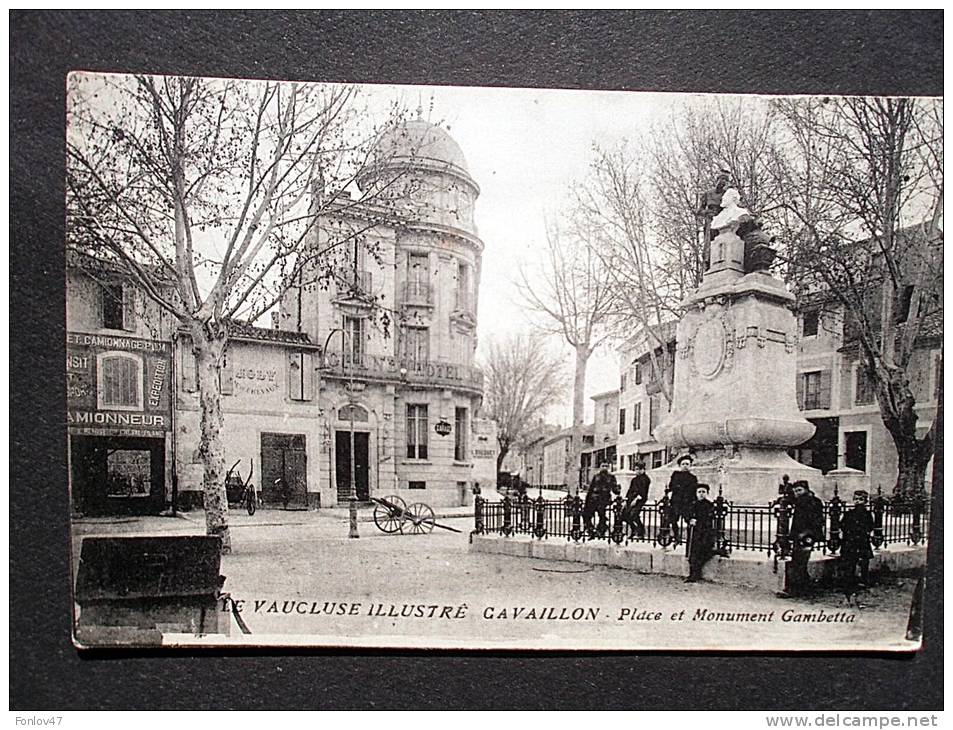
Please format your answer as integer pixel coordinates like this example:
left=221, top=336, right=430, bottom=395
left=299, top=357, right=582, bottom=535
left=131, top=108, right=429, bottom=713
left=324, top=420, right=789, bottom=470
left=623, top=461, right=650, bottom=539
left=583, top=462, right=618, bottom=537
left=779, top=480, right=825, bottom=597
left=839, top=489, right=875, bottom=591
left=685, top=484, right=715, bottom=583
left=665, top=453, right=698, bottom=544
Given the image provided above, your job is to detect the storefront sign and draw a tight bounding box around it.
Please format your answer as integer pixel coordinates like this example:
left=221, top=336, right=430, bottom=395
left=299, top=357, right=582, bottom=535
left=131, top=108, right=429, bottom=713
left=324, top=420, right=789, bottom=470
left=434, top=419, right=452, bottom=437
left=323, top=352, right=482, bottom=387
left=66, top=331, right=172, bottom=435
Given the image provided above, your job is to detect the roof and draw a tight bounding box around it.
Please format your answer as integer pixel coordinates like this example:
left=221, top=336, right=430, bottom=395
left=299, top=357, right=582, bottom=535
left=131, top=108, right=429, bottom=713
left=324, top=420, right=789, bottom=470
left=373, top=118, right=469, bottom=174
left=225, top=320, right=318, bottom=349
left=621, top=320, right=678, bottom=360
left=590, top=388, right=620, bottom=402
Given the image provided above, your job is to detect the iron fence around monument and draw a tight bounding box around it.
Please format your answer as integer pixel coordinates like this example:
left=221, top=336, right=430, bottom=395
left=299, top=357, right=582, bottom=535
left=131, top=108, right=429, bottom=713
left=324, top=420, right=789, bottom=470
left=473, top=489, right=929, bottom=558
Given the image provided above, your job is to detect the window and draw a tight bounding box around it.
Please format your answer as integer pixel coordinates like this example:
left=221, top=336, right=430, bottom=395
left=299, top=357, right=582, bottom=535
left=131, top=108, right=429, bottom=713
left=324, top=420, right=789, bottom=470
left=603, top=402, right=613, bottom=424
left=456, top=261, right=471, bottom=311
left=99, top=353, right=142, bottom=409
left=620, top=372, right=627, bottom=392
left=651, top=450, right=664, bottom=469
left=649, top=394, right=660, bottom=434
left=406, top=252, right=430, bottom=301
left=401, top=326, right=429, bottom=368
left=844, top=431, right=868, bottom=472
left=102, top=283, right=134, bottom=331
left=344, top=316, right=364, bottom=366
left=854, top=365, right=876, bottom=406
left=454, top=407, right=468, bottom=461
left=406, top=404, right=429, bottom=459
left=802, top=310, right=820, bottom=338
left=895, top=284, right=915, bottom=323
left=633, top=402, right=642, bottom=431
left=627, top=454, right=638, bottom=471
left=288, top=351, right=314, bottom=401
left=634, top=363, right=643, bottom=385
left=408, top=481, right=426, bottom=490
left=618, top=408, right=626, bottom=435
left=798, top=370, right=831, bottom=410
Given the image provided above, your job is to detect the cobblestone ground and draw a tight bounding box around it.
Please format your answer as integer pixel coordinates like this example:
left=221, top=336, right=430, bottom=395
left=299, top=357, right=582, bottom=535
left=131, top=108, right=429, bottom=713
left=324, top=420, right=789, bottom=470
left=71, top=510, right=920, bottom=651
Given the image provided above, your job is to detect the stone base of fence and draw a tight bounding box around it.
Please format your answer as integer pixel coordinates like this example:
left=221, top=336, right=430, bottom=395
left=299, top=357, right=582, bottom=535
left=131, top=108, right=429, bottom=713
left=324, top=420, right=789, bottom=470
left=469, top=535, right=926, bottom=594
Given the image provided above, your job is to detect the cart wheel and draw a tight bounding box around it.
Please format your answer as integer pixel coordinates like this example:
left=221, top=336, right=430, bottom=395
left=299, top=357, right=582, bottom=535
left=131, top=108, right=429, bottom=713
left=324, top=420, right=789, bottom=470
left=374, top=495, right=407, bottom=534
left=403, top=502, right=435, bottom=534
left=246, top=491, right=257, bottom=516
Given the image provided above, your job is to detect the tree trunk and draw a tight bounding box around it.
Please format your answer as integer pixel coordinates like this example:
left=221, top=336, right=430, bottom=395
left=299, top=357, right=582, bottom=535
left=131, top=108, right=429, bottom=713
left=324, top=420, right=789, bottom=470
left=894, top=444, right=931, bottom=503
left=876, top=369, right=934, bottom=503
left=567, top=344, right=589, bottom=490
left=192, top=328, right=232, bottom=553
left=496, top=441, right=510, bottom=481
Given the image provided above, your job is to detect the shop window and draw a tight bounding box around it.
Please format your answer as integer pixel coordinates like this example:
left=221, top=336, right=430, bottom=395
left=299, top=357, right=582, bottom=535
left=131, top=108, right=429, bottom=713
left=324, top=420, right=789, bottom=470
left=406, top=404, right=429, bottom=459
left=288, top=351, right=314, bottom=401
left=106, top=449, right=151, bottom=498
left=802, top=310, right=820, bottom=338
left=454, top=407, right=468, bottom=461
left=618, top=408, right=626, bottom=435
left=98, top=353, right=142, bottom=409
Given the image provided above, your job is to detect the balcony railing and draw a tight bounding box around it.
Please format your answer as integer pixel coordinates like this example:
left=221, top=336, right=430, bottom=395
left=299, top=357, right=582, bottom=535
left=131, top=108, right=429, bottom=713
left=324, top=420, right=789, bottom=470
left=401, top=280, right=432, bottom=305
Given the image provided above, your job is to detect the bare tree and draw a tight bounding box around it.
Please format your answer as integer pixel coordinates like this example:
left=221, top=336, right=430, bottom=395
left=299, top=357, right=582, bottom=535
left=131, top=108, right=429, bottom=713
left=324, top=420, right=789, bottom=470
left=66, top=73, right=417, bottom=551
left=481, top=333, right=568, bottom=475
left=774, top=96, right=943, bottom=500
left=519, top=224, right=615, bottom=487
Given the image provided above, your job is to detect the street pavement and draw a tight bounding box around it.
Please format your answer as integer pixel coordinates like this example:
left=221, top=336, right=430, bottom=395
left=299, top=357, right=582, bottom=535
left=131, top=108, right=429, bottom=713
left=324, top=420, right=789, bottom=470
left=71, top=508, right=919, bottom=651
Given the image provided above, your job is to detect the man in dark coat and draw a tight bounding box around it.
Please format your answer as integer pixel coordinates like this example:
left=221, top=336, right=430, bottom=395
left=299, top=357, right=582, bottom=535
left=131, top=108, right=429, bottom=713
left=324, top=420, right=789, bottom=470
left=623, top=461, right=650, bottom=539
left=665, top=454, right=698, bottom=544
left=782, top=480, right=825, bottom=597
left=839, top=490, right=875, bottom=591
left=583, top=463, right=618, bottom=537
left=685, top=484, right=715, bottom=583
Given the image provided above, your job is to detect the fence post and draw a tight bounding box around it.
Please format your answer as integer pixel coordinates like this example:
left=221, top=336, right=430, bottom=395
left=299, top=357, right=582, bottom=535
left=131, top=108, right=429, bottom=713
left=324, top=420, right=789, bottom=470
left=714, top=486, right=730, bottom=557
left=771, top=496, right=793, bottom=564
left=502, top=495, right=513, bottom=537
left=871, top=486, right=886, bottom=549
left=473, top=495, right=484, bottom=535
left=568, top=494, right=583, bottom=542
left=909, top=498, right=924, bottom=546
left=610, top=495, right=625, bottom=545
left=657, top=492, right=673, bottom=548
left=534, top=495, right=547, bottom=539
left=826, top=484, right=843, bottom=555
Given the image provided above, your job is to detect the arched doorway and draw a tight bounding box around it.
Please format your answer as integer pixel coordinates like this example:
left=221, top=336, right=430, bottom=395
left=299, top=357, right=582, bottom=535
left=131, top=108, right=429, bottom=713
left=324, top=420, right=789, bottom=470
left=334, top=403, right=372, bottom=502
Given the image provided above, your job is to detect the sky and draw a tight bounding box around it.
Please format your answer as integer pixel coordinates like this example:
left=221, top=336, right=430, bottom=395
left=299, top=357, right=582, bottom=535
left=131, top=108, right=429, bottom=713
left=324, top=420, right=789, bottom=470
left=361, top=82, right=691, bottom=425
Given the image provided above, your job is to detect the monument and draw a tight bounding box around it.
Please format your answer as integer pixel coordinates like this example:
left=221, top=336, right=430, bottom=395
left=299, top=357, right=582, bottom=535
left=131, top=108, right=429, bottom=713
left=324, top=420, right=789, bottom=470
left=653, top=179, right=819, bottom=504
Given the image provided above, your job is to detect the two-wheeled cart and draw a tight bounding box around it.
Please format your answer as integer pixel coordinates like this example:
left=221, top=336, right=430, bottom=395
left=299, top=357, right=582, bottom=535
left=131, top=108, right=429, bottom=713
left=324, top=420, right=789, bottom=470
left=370, top=495, right=462, bottom=535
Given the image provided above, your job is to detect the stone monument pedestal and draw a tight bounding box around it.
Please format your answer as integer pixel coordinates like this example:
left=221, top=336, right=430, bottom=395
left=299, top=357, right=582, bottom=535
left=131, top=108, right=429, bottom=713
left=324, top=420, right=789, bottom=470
left=653, top=196, right=819, bottom=504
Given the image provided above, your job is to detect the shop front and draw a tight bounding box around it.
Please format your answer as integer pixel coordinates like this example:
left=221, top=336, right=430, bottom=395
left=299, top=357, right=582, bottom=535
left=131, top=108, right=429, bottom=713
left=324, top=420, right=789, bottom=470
left=67, top=332, right=173, bottom=516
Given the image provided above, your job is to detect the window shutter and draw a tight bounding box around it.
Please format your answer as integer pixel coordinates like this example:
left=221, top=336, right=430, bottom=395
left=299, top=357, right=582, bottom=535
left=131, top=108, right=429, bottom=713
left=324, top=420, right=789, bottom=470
left=179, top=346, right=198, bottom=393
left=288, top=352, right=303, bottom=400
left=301, top=352, right=314, bottom=401
left=121, top=285, right=136, bottom=332
left=795, top=373, right=804, bottom=410
left=818, top=370, right=832, bottom=409
left=220, top=347, right=234, bottom=395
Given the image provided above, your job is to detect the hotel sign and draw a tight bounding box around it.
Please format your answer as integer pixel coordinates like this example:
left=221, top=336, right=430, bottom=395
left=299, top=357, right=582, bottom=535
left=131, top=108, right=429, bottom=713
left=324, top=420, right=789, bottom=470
left=66, top=332, right=173, bottom=437
left=323, top=352, right=484, bottom=390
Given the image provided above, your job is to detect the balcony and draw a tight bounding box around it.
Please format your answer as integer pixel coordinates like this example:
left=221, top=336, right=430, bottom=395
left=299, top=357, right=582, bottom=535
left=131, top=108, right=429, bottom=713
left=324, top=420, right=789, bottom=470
left=401, top=281, right=432, bottom=307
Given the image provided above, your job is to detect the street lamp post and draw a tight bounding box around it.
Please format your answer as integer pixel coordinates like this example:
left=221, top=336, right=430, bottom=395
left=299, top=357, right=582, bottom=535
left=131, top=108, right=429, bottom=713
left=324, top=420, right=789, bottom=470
left=323, top=324, right=359, bottom=539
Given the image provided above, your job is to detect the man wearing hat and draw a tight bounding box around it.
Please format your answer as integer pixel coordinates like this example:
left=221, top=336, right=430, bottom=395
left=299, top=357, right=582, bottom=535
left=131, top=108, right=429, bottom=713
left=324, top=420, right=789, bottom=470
left=839, top=490, right=875, bottom=591
left=583, top=462, right=619, bottom=537
left=665, top=453, right=698, bottom=544
left=685, top=483, right=715, bottom=583
left=781, top=480, right=825, bottom=597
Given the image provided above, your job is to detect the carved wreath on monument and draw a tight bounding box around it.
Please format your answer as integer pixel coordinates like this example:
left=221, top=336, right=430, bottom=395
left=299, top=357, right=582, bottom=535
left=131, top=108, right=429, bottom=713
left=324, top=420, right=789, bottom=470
left=680, top=309, right=735, bottom=379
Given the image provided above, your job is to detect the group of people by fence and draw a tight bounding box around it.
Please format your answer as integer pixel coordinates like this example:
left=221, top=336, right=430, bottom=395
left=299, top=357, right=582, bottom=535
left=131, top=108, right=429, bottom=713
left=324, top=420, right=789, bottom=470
left=580, top=454, right=881, bottom=596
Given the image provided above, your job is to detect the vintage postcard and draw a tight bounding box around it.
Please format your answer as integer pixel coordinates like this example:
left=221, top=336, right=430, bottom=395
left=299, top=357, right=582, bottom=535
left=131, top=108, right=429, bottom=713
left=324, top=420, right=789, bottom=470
left=67, top=71, right=939, bottom=650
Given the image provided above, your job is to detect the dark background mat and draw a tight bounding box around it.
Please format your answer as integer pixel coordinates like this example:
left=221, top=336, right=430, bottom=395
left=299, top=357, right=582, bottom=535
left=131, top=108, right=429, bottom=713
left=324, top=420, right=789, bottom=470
left=10, top=10, right=943, bottom=711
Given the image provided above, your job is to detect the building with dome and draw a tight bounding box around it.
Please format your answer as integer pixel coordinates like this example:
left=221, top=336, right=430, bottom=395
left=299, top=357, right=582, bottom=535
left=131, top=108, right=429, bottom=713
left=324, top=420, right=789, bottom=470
left=272, top=116, right=487, bottom=508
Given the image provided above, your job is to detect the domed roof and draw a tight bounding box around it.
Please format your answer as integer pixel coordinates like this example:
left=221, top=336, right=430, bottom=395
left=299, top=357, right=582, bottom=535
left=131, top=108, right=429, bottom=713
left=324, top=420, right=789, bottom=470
left=373, top=118, right=469, bottom=175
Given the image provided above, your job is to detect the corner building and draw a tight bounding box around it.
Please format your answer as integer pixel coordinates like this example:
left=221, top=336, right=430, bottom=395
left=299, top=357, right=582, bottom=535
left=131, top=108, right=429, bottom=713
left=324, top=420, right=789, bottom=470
left=280, top=119, right=485, bottom=507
